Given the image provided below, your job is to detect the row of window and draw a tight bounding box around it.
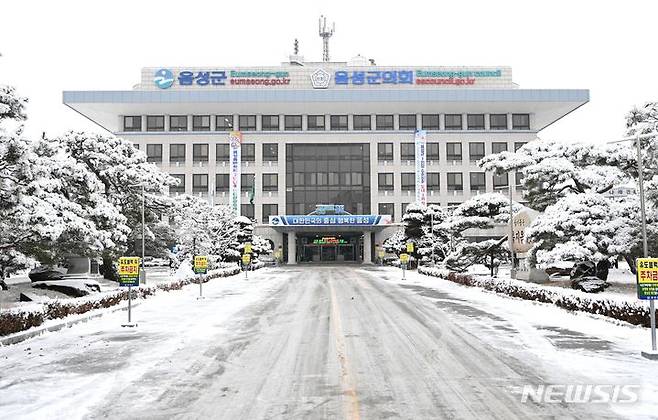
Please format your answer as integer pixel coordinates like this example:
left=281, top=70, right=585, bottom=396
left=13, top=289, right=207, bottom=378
left=141, top=141, right=527, bottom=164
left=143, top=143, right=275, bottom=163
left=376, top=172, right=522, bottom=192
left=378, top=202, right=469, bottom=222
left=378, top=141, right=526, bottom=161
left=124, top=113, right=531, bottom=132
left=169, top=171, right=521, bottom=195
left=170, top=173, right=279, bottom=193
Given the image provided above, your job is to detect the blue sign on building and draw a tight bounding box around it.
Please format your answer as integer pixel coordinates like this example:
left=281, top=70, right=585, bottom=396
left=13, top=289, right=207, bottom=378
left=335, top=70, right=414, bottom=85
left=269, top=215, right=392, bottom=227
left=154, top=69, right=174, bottom=89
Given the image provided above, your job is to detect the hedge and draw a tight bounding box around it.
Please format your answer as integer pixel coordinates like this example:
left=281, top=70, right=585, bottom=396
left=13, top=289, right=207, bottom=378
left=418, top=266, right=651, bottom=327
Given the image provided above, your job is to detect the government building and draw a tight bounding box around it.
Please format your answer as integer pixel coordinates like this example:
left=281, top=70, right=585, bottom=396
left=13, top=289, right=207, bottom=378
left=63, top=55, right=589, bottom=264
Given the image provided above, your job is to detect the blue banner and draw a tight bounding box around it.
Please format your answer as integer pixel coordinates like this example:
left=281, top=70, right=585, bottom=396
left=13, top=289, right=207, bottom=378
left=269, top=215, right=392, bottom=227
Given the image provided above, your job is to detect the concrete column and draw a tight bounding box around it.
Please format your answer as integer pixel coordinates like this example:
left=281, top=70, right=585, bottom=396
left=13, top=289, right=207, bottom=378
left=363, top=232, right=372, bottom=264
left=287, top=232, right=297, bottom=264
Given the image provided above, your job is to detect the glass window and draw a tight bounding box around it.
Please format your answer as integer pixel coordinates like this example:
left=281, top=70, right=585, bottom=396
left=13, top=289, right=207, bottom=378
left=239, top=115, right=256, bottom=131
left=216, top=144, right=230, bottom=162
left=242, top=144, right=255, bottom=161
left=241, top=173, right=255, bottom=192
left=284, top=115, right=302, bottom=131
left=376, top=115, right=393, bottom=130
left=262, top=204, right=278, bottom=223
left=262, top=115, right=279, bottom=131
left=492, top=142, right=508, bottom=154
left=262, top=143, right=278, bottom=161
left=378, top=143, right=393, bottom=161
left=445, top=114, right=463, bottom=130
left=494, top=173, right=509, bottom=188
left=401, top=173, right=415, bottom=191
left=401, top=203, right=410, bottom=214
left=467, top=114, right=485, bottom=130
left=401, top=143, right=415, bottom=161
left=307, top=115, right=325, bottom=131
left=169, top=144, right=186, bottom=163
left=262, top=173, right=278, bottom=191
left=490, top=114, right=508, bottom=130
left=353, top=115, right=371, bottom=130
left=193, top=115, right=210, bottom=131
left=378, top=203, right=394, bottom=220
left=447, top=172, right=463, bottom=191
left=146, top=144, right=162, bottom=163
left=399, top=114, right=417, bottom=130
left=123, top=116, right=141, bottom=132
left=146, top=115, right=164, bottom=131
left=470, top=172, right=486, bottom=191
left=378, top=173, right=394, bottom=191
left=512, top=114, right=530, bottom=130
left=215, top=174, right=229, bottom=192
left=170, top=174, right=185, bottom=194
left=330, top=115, right=348, bottom=131
left=446, top=143, right=462, bottom=161
left=216, top=115, right=233, bottom=131
left=515, top=171, right=524, bottom=190
left=192, top=174, right=208, bottom=193
left=427, top=143, right=440, bottom=161
left=241, top=204, right=255, bottom=219
left=193, top=144, right=209, bottom=162
left=169, top=115, right=187, bottom=131
left=428, top=172, right=440, bottom=190
left=469, top=142, right=485, bottom=162
left=422, top=114, right=439, bottom=130
left=515, top=142, right=527, bottom=152
left=285, top=143, right=371, bottom=215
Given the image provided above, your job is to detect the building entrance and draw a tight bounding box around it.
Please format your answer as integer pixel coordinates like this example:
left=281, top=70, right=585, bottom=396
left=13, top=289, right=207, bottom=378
left=298, top=234, right=363, bottom=263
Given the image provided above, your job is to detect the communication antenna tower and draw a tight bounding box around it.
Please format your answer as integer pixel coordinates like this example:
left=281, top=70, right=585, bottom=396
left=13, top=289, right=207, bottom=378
left=318, top=15, right=335, bottom=62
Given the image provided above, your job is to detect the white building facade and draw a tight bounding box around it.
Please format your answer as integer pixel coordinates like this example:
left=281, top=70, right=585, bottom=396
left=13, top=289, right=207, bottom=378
left=63, top=58, right=589, bottom=264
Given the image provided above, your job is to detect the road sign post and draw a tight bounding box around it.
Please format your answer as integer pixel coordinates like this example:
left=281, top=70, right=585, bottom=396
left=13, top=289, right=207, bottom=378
left=194, top=256, right=208, bottom=299
left=119, top=257, right=140, bottom=327
left=638, top=258, right=658, bottom=359
left=242, top=254, right=251, bottom=280
left=400, top=253, right=409, bottom=280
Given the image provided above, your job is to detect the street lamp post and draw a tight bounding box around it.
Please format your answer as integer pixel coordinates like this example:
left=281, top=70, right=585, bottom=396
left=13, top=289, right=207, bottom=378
left=128, top=183, right=147, bottom=286
left=607, top=128, right=657, bottom=358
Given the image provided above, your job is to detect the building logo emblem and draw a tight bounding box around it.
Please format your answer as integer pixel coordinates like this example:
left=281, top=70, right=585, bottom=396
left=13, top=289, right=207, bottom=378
left=154, top=69, right=174, bottom=89
left=310, top=68, right=330, bottom=89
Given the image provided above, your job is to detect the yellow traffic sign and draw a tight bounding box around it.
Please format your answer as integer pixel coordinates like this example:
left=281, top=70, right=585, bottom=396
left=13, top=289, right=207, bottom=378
left=400, top=253, right=409, bottom=264
left=194, top=255, right=208, bottom=274
left=118, top=257, right=140, bottom=286
left=638, top=258, right=658, bottom=300
left=242, top=254, right=251, bottom=265
left=406, top=243, right=414, bottom=253
left=244, top=243, right=253, bottom=254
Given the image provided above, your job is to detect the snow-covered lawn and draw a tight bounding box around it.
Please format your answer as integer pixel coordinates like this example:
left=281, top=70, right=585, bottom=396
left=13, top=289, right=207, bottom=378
left=374, top=266, right=658, bottom=418
left=0, top=267, right=286, bottom=419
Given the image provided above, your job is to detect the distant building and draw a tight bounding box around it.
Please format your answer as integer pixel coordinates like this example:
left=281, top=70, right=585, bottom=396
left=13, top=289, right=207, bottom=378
left=63, top=55, right=588, bottom=264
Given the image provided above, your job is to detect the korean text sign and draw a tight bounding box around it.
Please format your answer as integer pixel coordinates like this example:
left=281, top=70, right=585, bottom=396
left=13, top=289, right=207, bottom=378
left=118, top=257, right=140, bottom=287
left=194, top=256, right=208, bottom=275
left=638, top=258, right=658, bottom=300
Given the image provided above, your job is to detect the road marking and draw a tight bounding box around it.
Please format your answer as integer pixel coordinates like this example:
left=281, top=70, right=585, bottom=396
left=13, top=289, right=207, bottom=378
left=328, top=279, right=361, bottom=420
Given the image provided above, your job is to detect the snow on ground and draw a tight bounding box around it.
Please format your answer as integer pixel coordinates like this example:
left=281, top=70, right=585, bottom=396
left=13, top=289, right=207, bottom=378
left=368, top=266, right=658, bottom=419
left=473, top=261, right=638, bottom=300
left=0, top=267, right=286, bottom=420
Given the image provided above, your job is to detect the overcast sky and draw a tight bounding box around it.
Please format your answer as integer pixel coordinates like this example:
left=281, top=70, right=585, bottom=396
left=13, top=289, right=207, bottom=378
left=1, top=0, right=656, bottom=142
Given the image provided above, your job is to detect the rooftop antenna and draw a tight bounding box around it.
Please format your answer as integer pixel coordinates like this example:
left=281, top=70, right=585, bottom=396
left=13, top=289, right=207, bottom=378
left=318, top=15, right=335, bottom=62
